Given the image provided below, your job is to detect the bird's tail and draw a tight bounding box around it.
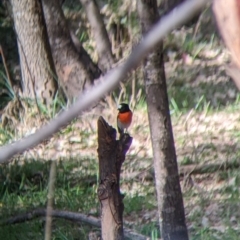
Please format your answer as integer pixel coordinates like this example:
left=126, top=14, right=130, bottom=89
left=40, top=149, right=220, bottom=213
left=118, top=126, right=124, bottom=138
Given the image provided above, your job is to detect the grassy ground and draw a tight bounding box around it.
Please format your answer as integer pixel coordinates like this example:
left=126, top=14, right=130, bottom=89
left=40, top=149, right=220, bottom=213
left=2, top=99, right=240, bottom=239
left=1, top=68, right=240, bottom=239
left=1, top=1, right=240, bottom=240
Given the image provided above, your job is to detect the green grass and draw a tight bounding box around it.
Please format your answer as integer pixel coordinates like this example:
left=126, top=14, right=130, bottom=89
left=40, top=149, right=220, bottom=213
left=139, top=222, right=160, bottom=239
left=1, top=101, right=240, bottom=239
left=0, top=158, right=99, bottom=239
left=185, top=168, right=240, bottom=240
left=124, top=194, right=156, bottom=214
left=2, top=84, right=240, bottom=239
left=0, top=157, right=160, bottom=239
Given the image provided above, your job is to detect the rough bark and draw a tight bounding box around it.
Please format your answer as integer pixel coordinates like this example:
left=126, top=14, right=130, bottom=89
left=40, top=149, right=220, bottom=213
left=42, top=0, right=101, bottom=101
left=80, top=0, right=114, bottom=72
left=97, top=117, right=132, bottom=240
left=10, top=0, right=57, bottom=105
left=137, top=1, right=189, bottom=239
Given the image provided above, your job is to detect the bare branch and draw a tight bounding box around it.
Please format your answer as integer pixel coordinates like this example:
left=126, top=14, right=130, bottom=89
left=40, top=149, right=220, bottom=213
left=1, top=208, right=100, bottom=226
left=0, top=0, right=210, bottom=163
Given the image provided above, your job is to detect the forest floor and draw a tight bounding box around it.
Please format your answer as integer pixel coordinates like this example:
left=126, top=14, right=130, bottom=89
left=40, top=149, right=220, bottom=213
left=1, top=2, right=240, bottom=240
left=1, top=47, right=240, bottom=239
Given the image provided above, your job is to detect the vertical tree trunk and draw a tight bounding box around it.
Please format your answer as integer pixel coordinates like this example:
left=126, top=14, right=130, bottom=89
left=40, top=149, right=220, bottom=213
left=42, top=0, right=101, bottom=101
left=11, top=0, right=57, bottom=105
left=213, top=0, right=240, bottom=90
left=80, top=0, right=114, bottom=72
left=137, top=1, right=189, bottom=239
left=97, top=117, right=132, bottom=240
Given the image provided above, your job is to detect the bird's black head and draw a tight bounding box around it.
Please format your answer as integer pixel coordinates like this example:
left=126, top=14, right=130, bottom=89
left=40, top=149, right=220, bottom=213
left=118, top=103, right=130, bottom=113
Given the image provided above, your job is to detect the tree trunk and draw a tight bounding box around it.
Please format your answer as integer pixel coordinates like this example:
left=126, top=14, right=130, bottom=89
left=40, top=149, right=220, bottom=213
left=80, top=0, right=114, bottom=72
left=42, top=0, right=101, bottom=101
left=137, top=1, right=189, bottom=239
left=213, top=0, right=240, bottom=90
left=97, top=117, right=132, bottom=240
left=10, top=0, right=57, bottom=105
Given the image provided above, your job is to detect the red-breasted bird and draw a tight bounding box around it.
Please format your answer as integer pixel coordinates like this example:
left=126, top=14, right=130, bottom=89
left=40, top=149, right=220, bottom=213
left=117, top=103, right=132, bottom=136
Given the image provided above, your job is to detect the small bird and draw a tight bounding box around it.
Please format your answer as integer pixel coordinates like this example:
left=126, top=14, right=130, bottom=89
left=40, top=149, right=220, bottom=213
left=117, top=103, right=132, bottom=136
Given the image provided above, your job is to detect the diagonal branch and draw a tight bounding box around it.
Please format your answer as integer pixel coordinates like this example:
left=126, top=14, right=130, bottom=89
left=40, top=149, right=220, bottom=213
left=0, top=0, right=209, bottom=163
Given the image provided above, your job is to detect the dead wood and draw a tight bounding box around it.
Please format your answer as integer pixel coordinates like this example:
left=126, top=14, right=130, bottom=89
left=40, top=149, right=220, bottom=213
left=97, top=116, right=132, bottom=240
left=1, top=208, right=147, bottom=240
left=1, top=208, right=100, bottom=226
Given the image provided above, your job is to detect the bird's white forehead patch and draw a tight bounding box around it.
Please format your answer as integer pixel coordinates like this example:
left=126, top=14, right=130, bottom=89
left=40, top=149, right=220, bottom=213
left=118, top=104, right=122, bottom=109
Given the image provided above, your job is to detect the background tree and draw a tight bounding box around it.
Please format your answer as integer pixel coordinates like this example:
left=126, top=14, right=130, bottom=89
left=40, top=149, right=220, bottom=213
left=137, top=0, right=189, bottom=239
left=10, top=0, right=57, bottom=105
left=213, top=0, right=240, bottom=91
left=80, top=0, right=114, bottom=72
left=42, top=0, right=101, bottom=101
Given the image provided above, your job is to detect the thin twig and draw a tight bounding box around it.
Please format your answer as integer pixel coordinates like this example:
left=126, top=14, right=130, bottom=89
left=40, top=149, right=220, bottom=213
left=44, top=161, right=56, bottom=240
left=0, top=0, right=210, bottom=163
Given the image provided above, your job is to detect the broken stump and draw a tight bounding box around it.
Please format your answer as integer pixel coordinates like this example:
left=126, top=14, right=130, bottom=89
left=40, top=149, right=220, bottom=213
left=97, top=116, right=132, bottom=240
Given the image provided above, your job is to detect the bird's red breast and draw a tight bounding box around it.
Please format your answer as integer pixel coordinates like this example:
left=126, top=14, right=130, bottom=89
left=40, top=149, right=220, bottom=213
left=117, top=111, right=132, bottom=125
left=117, top=103, right=132, bottom=135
